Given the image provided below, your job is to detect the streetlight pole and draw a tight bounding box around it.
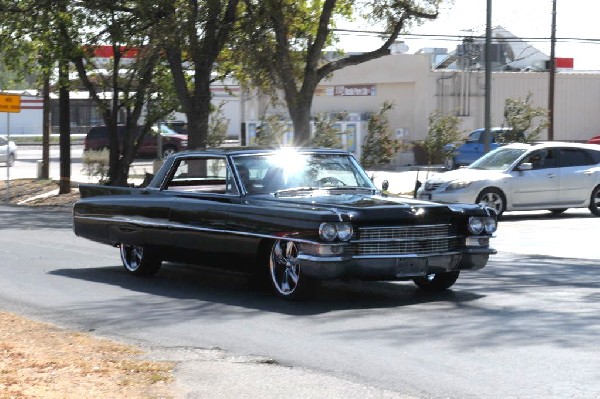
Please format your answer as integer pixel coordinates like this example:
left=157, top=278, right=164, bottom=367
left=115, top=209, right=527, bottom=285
left=484, top=0, right=492, bottom=153
left=548, top=0, right=557, bottom=141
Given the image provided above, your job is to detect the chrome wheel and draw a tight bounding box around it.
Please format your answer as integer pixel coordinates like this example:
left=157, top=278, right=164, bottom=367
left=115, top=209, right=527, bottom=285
left=444, top=157, right=455, bottom=170
left=119, top=244, right=161, bottom=276
left=476, top=188, right=506, bottom=217
left=269, top=240, right=311, bottom=299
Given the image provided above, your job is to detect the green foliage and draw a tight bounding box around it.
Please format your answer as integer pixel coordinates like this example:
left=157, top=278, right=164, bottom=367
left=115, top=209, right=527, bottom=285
left=206, top=102, right=230, bottom=148
left=361, top=101, right=401, bottom=168
left=81, top=149, right=109, bottom=183
left=311, top=111, right=348, bottom=149
left=254, top=113, right=289, bottom=146
left=420, top=111, right=464, bottom=165
left=502, top=93, right=548, bottom=143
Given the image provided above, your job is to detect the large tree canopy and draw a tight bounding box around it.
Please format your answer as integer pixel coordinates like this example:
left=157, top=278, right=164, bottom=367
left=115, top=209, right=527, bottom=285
left=235, top=0, right=441, bottom=145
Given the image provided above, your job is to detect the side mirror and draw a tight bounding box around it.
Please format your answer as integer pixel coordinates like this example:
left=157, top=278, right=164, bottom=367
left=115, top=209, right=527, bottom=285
left=382, top=180, right=389, bottom=191
left=517, top=162, right=533, bottom=171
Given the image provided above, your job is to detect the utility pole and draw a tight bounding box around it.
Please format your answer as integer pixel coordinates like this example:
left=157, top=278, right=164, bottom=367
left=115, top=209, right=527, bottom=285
left=548, top=0, right=557, bottom=141
left=483, top=0, right=492, bottom=153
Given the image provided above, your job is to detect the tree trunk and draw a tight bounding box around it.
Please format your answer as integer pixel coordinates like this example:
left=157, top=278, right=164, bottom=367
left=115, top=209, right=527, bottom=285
left=41, top=72, right=50, bottom=180
left=58, top=59, right=71, bottom=194
left=289, top=102, right=312, bottom=146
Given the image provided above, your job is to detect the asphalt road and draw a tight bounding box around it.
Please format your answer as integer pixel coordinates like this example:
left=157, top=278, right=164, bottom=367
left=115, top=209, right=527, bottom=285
left=0, top=205, right=598, bottom=398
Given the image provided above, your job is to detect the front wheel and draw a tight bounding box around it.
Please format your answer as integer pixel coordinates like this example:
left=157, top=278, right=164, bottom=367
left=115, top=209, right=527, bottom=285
left=119, top=244, right=162, bottom=276
left=162, top=146, right=177, bottom=158
left=476, top=188, right=506, bottom=217
left=7, top=153, right=15, bottom=167
left=269, top=240, right=313, bottom=300
left=589, top=185, right=600, bottom=216
left=413, top=271, right=460, bottom=291
left=444, top=157, right=457, bottom=170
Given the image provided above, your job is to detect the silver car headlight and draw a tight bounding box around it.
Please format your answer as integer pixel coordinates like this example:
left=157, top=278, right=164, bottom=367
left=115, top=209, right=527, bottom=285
left=336, top=223, right=354, bottom=241
left=484, top=217, right=497, bottom=234
left=319, top=223, right=338, bottom=242
left=468, top=217, right=484, bottom=234
left=445, top=180, right=472, bottom=191
left=319, top=222, right=354, bottom=242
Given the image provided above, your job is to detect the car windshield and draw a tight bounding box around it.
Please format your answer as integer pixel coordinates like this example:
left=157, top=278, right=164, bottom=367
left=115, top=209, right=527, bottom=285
left=232, top=149, right=376, bottom=195
left=469, top=147, right=528, bottom=170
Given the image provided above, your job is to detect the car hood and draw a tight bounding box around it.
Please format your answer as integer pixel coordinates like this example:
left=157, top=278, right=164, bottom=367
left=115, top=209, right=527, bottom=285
left=246, top=192, right=484, bottom=223
left=426, top=168, right=506, bottom=184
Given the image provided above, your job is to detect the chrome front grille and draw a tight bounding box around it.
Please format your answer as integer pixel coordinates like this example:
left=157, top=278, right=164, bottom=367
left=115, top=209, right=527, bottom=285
left=353, top=224, right=459, bottom=255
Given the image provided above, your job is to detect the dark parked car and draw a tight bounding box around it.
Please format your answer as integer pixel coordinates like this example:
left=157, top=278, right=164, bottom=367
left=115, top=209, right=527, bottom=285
left=73, top=148, right=497, bottom=300
left=84, top=124, right=187, bottom=158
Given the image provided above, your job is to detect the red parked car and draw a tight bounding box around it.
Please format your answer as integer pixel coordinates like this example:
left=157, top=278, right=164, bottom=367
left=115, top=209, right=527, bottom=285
left=84, top=125, right=188, bottom=158
left=588, top=136, right=600, bottom=145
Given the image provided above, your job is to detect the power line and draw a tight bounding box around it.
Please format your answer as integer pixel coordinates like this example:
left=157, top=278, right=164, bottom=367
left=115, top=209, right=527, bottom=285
left=332, top=28, right=600, bottom=45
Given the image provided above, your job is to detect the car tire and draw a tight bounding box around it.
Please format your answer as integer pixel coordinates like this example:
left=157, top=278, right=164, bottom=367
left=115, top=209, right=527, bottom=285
left=589, top=185, right=600, bottom=216
left=413, top=271, right=460, bottom=291
left=476, top=188, right=506, bottom=217
left=444, top=157, right=457, bottom=170
left=162, top=146, right=177, bottom=158
left=268, top=240, right=314, bottom=300
left=119, top=244, right=162, bottom=276
left=7, top=153, right=15, bottom=167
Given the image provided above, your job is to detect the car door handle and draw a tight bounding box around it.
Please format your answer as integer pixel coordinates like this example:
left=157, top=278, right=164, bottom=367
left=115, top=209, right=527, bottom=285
left=584, top=171, right=594, bottom=175
left=547, top=173, right=557, bottom=178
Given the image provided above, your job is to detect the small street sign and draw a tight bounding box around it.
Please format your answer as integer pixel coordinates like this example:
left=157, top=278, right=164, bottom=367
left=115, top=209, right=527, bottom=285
left=0, top=94, right=21, bottom=113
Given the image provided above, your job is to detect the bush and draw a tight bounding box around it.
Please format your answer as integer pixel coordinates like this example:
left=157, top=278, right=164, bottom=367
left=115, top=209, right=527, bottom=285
left=82, top=149, right=109, bottom=183
left=360, top=101, right=401, bottom=168
left=419, top=111, right=463, bottom=165
left=311, top=112, right=347, bottom=149
left=502, top=93, right=548, bottom=143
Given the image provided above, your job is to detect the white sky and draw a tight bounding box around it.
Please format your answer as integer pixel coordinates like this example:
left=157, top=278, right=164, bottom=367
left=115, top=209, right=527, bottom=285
left=338, top=0, right=600, bottom=70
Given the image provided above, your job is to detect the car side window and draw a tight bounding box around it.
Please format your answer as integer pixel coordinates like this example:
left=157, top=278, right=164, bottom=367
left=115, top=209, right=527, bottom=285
left=559, top=148, right=594, bottom=167
left=165, top=157, right=239, bottom=195
left=523, top=149, right=557, bottom=170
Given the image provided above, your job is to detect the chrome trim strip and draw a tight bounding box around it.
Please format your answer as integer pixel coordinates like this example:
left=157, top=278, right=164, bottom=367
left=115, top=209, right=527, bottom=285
left=74, top=214, right=321, bottom=245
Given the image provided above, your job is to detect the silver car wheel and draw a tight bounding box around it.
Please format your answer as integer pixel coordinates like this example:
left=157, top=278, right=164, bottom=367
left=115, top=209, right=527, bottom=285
left=269, top=240, right=301, bottom=297
left=120, top=244, right=144, bottom=272
left=477, top=188, right=505, bottom=216
left=162, top=147, right=176, bottom=158
left=119, top=244, right=162, bottom=276
left=589, top=186, right=600, bottom=216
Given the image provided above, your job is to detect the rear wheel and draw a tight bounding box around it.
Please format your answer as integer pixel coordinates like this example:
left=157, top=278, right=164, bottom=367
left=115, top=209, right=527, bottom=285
left=589, top=185, right=600, bottom=216
left=119, top=244, right=162, bottom=276
left=269, top=240, right=313, bottom=300
left=413, top=271, right=460, bottom=291
left=476, top=188, right=506, bottom=217
left=7, top=153, right=15, bottom=167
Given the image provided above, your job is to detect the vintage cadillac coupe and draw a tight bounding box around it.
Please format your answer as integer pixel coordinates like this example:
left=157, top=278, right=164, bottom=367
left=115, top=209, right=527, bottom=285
left=73, top=148, right=497, bottom=299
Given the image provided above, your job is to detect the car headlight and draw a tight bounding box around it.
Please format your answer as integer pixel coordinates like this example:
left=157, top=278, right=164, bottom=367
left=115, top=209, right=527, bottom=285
left=445, top=180, right=472, bottom=191
left=336, top=223, right=354, bottom=241
left=319, top=222, right=354, bottom=242
left=468, top=217, right=484, bottom=234
left=484, top=217, right=497, bottom=234
left=319, top=223, right=338, bottom=242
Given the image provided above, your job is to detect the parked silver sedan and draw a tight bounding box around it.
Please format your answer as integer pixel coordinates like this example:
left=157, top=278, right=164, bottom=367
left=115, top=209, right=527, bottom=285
left=0, top=136, right=17, bottom=167
left=417, top=142, right=600, bottom=217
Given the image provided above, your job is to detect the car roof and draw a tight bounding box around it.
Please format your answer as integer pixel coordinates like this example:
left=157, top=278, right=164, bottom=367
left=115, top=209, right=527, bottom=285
left=501, top=141, right=600, bottom=151
left=174, top=147, right=352, bottom=157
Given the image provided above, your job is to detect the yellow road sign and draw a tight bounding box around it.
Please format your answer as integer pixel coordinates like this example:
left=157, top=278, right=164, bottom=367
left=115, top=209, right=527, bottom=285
left=0, top=94, right=21, bottom=113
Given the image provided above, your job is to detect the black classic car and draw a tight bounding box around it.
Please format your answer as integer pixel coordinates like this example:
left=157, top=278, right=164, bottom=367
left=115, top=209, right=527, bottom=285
left=73, top=148, right=497, bottom=299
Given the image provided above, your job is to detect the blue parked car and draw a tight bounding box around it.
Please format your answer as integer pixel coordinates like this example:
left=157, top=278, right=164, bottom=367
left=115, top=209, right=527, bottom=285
left=443, top=127, right=515, bottom=170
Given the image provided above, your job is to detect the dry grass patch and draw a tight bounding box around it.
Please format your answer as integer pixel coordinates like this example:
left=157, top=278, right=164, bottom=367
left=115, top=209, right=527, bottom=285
left=0, top=312, right=175, bottom=399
